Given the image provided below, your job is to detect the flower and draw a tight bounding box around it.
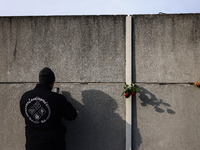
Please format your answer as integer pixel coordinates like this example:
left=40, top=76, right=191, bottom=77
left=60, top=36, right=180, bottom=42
left=125, top=93, right=130, bottom=98
left=131, top=92, right=136, bottom=97
left=122, top=83, right=139, bottom=98
left=194, top=81, right=200, bottom=87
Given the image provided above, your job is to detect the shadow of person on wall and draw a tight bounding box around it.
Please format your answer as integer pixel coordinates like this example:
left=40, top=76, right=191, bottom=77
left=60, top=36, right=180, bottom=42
left=62, top=90, right=127, bottom=150
left=137, top=86, right=176, bottom=114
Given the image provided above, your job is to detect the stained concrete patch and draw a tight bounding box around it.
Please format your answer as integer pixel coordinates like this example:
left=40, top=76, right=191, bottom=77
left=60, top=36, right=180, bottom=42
left=0, top=16, right=125, bottom=83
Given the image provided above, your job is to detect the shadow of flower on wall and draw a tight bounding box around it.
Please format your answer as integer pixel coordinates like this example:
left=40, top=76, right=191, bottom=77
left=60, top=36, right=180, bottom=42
left=137, top=86, right=176, bottom=114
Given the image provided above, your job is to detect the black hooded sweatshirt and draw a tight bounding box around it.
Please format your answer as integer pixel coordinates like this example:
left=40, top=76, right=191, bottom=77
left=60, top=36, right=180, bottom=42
left=20, top=84, right=77, bottom=150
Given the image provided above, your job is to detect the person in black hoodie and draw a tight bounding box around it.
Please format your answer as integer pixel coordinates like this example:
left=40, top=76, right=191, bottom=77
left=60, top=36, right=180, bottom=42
left=20, top=67, right=77, bottom=150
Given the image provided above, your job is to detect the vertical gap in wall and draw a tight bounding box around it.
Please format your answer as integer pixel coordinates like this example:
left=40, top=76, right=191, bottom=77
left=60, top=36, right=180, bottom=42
left=131, top=16, right=138, bottom=150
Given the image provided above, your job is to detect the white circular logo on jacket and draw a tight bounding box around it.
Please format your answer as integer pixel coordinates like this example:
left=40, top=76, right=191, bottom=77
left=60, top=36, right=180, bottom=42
left=25, top=97, right=51, bottom=124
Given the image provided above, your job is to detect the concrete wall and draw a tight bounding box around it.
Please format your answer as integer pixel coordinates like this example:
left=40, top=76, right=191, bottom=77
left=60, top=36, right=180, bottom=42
left=133, top=14, right=200, bottom=150
left=1, top=14, right=200, bottom=150
left=0, top=16, right=126, bottom=150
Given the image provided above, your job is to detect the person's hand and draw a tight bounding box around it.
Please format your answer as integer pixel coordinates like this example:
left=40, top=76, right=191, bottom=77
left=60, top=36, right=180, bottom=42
left=53, top=87, right=61, bottom=94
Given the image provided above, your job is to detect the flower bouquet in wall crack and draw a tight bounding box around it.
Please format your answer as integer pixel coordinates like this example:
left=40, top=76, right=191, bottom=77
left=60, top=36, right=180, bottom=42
left=122, top=83, right=139, bottom=98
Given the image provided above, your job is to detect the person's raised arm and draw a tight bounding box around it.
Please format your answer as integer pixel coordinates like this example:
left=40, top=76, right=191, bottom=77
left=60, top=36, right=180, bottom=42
left=59, top=95, right=77, bottom=120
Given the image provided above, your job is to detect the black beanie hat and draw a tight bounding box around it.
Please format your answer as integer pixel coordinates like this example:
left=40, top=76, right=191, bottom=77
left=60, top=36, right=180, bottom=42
left=39, top=67, right=55, bottom=84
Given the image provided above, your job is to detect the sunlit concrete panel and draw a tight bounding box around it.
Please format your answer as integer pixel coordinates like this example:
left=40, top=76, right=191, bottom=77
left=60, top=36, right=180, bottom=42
left=134, top=14, right=200, bottom=83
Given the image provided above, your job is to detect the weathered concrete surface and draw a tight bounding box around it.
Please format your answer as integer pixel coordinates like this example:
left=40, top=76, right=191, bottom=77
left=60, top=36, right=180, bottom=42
left=0, top=84, right=33, bottom=150
left=0, top=16, right=125, bottom=82
left=134, top=14, right=200, bottom=83
left=0, top=83, right=125, bottom=150
left=134, top=83, right=200, bottom=150
left=2, top=14, right=200, bottom=150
